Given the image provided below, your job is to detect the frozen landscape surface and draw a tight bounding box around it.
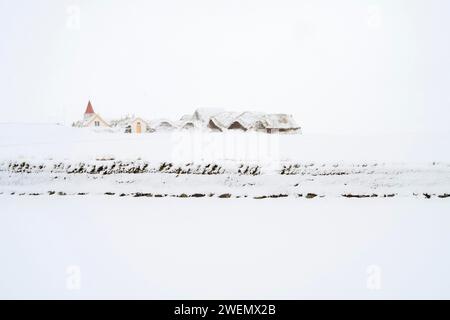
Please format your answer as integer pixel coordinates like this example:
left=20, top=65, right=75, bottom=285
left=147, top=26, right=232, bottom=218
left=0, top=124, right=449, bottom=198
left=0, top=124, right=449, bottom=299
left=1, top=196, right=450, bottom=299
left=1, top=123, right=449, bottom=162
left=1, top=161, right=450, bottom=198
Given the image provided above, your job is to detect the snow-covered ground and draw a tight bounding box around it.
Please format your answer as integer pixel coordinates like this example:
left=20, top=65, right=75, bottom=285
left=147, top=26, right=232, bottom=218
left=1, top=196, right=450, bottom=299
left=1, top=124, right=449, bottom=198
left=0, top=124, right=449, bottom=299
left=1, top=123, right=449, bottom=163
left=0, top=124, right=450, bottom=198
left=1, top=161, right=450, bottom=198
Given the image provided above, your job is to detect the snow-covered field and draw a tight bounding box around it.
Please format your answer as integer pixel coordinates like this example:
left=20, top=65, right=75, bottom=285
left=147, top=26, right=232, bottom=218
left=1, top=196, right=450, bottom=299
left=0, top=124, right=449, bottom=299
left=1, top=124, right=450, bottom=198
left=1, top=123, right=449, bottom=163
left=2, top=161, right=450, bottom=198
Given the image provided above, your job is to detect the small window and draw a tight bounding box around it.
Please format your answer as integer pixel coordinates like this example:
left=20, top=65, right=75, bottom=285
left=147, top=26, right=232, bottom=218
left=95, top=121, right=100, bottom=127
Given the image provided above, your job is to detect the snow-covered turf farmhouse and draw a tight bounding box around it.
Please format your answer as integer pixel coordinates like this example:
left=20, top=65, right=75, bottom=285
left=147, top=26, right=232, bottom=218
left=1, top=115, right=450, bottom=299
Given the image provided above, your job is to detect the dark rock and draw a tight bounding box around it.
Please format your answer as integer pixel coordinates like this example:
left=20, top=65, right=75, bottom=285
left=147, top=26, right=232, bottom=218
left=133, top=192, right=152, bottom=197
left=190, top=193, right=205, bottom=198
left=342, top=194, right=371, bottom=198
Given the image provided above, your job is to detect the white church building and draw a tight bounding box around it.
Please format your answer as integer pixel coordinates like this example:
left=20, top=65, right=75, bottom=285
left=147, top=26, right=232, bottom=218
left=73, top=101, right=110, bottom=128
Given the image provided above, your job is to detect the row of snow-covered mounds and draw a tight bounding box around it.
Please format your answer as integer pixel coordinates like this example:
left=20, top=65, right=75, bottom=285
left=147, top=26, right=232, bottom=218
left=0, top=160, right=263, bottom=175
left=1, top=160, right=450, bottom=198
left=2, top=159, right=450, bottom=176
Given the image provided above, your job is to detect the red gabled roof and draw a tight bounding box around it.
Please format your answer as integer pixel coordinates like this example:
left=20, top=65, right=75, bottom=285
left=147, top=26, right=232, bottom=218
left=85, top=101, right=94, bottom=114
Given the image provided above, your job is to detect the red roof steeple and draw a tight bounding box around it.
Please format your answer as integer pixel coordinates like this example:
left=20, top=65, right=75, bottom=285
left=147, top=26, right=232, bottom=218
left=85, top=100, right=95, bottom=114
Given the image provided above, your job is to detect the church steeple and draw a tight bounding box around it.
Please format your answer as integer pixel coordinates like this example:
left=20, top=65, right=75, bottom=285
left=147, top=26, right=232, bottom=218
left=85, top=100, right=94, bottom=115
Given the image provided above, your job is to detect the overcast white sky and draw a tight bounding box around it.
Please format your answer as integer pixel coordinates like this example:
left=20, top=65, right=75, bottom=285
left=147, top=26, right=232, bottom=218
left=1, top=0, right=449, bottom=134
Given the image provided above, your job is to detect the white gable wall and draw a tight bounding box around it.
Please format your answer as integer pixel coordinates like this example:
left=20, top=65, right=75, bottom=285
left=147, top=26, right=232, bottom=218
left=85, top=114, right=110, bottom=127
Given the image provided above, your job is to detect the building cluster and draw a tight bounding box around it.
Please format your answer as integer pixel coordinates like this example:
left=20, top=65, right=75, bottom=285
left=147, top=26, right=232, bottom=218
left=73, top=101, right=301, bottom=134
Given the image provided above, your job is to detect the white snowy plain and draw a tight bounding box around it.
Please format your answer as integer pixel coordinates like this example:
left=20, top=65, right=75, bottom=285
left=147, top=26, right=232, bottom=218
left=1, top=123, right=450, bottom=163
left=1, top=196, right=450, bottom=299
left=0, top=124, right=450, bottom=299
left=1, top=124, right=450, bottom=198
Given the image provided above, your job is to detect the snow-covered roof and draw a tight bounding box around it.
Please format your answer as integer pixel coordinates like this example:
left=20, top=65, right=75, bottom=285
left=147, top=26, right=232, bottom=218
left=180, top=114, right=194, bottom=121
left=193, top=108, right=225, bottom=122
left=73, top=114, right=95, bottom=127
left=189, top=109, right=301, bottom=131
left=148, top=118, right=178, bottom=129
left=177, top=119, right=198, bottom=129
left=236, top=111, right=266, bottom=128
left=210, top=112, right=241, bottom=128
left=109, top=116, right=149, bottom=128
left=263, top=114, right=300, bottom=129
left=74, top=107, right=300, bottom=133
